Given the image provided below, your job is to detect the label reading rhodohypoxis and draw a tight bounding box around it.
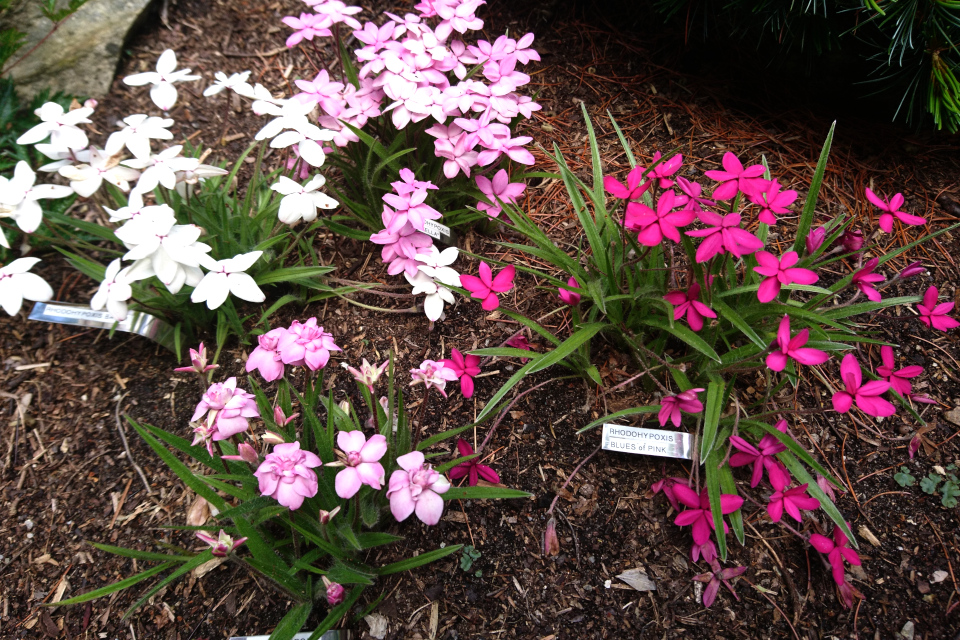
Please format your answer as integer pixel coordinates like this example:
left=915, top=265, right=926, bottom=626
left=601, top=424, right=693, bottom=459
left=422, top=219, right=455, bottom=244
left=29, top=301, right=175, bottom=351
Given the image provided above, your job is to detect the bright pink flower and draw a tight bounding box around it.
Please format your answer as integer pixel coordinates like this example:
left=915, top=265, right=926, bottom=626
left=663, top=282, right=716, bottom=331
left=851, top=258, right=884, bottom=302
left=387, top=451, right=450, bottom=525
left=282, top=13, right=332, bottom=48
left=324, top=578, right=346, bottom=606
left=865, top=188, right=925, bottom=233
left=917, top=286, right=960, bottom=331
left=806, top=226, right=827, bottom=255
left=704, top=151, right=766, bottom=200
left=840, top=229, right=864, bottom=252
left=694, top=560, right=746, bottom=608
left=441, top=348, right=481, bottom=398
left=342, top=359, right=388, bottom=393
left=558, top=276, right=581, bottom=306
left=899, top=261, right=925, bottom=279
left=245, top=328, right=288, bottom=381
left=174, top=342, right=219, bottom=375
left=753, top=250, right=818, bottom=302
left=222, top=442, right=259, bottom=465
left=277, top=318, right=341, bottom=370
left=649, top=151, right=682, bottom=188
left=505, top=333, right=531, bottom=362
left=449, top=438, right=499, bottom=486
left=831, top=353, right=896, bottom=417
left=876, top=346, right=923, bottom=396
left=676, top=176, right=715, bottom=213
left=691, top=539, right=718, bottom=564
left=765, top=315, right=830, bottom=372
left=191, top=377, right=260, bottom=441
left=686, top=211, right=764, bottom=262
left=767, top=484, right=819, bottom=522
left=254, top=442, right=323, bottom=510
left=410, top=359, right=459, bottom=398
left=625, top=191, right=696, bottom=246
left=809, top=527, right=861, bottom=586
left=659, top=388, right=705, bottom=427
left=460, top=262, right=515, bottom=310
left=334, top=431, right=387, bottom=499
left=728, top=432, right=790, bottom=490
left=650, top=476, right=689, bottom=512
left=749, top=179, right=797, bottom=225
left=673, top=486, right=743, bottom=545
left=604, top=165, right=649, bottom=200
left=476, top=169, right=525, bottom=218
left=196, top=529, right=247, bottom=557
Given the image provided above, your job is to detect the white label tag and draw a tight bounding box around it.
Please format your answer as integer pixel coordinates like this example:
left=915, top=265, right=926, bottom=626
left=601, top=424, right=693, bottom=459
left=422, top=219, right=453, bottom=243
left=29, top=301, right=175, bottom=351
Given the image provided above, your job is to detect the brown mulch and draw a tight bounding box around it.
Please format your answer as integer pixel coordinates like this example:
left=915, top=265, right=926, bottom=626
left=2, top=0, right=960, bottom=639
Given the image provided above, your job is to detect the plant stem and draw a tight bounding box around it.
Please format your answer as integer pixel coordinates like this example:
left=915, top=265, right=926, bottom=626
left=547, top=443, right=602, bottom=515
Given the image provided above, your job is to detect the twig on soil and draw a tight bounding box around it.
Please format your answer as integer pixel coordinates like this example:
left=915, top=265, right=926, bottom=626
left=747, top=521, right=803, bottom=627
left=741, top=577, right=801, bottom=640
left=114, top=392, right=153, bottom=495
left=923, top=514, right=960, bottom=602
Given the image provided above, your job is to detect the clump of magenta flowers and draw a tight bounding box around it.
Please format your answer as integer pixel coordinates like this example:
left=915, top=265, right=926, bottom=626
left=58, top=326, right=528, bottom=637
left=487, top=107, right=957, bottom=610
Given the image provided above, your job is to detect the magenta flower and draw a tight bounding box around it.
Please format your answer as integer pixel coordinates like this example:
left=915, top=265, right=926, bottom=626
left=876, top=346, right=923, bottom=396
left=222, top=442, right=259, bottom=465
left=460, top=262, right=515, bottom=310
left=476, top=169, right=525, bottom=218
left=749, top=179, right=798, bottom=225
left=387, top=451, right=451, bottom=525
left=809, top=527, right=861, bottom=586
left=917, top=286, right=960, bottom=331
left=650, top=476, right=689, bottom=512
left=663, top=282, right=716, bottom=332
left=191, top=377, right=260, bottom=441
left=673, top=486, right=744, bottom=545
left=558, top=276, right=581, bottom=306
left=174, top=342, right=219, bottom=375
left=282, top=12, right=332, bottom=48
left=691, top=538, right=718, bottom=564
left=659, top=388, right=705, bottom=427
left=694, top=561, right=746, bottom=608
left=195, top=530, right=247, bottom=557
left=704, top=151, right=766, bottom=200
left=840, top=229, right=864, bottom=252
left=450, top=438, right=500, bottom=486
left=865, top=188, right=926, bottom=233
left=624, top=191, right=696, bottom=246
left=851, top=258, right=884, bottom=302
left=441, top=348, right=481, bottom=398
left=765, top=315, right=830, bottom=372
left=899, top=261, right=925, bottom=279
left=254, top=442, right=323, bottom=510
left=686, top=211, right=764, bottom=262
left=333, top=431, right=387, bottom=499
left=676, top=176, right=716, bottom=213
left=324, top=577, right=345, bottom=606
left=342, top=359, right=388, bottom=393
left=505, top=333, right=531, bottom=362
left=729, top=432, right=790, bottom=490
left=831, top=353, right=896, bottom=417
left=410, top=359, right=459, bottom=398
left=277, top=318, right=341, bottom=370
left=649, top=151, right=683, bottom=188
left=767, top=484, right=820, bottom=522
left=603, top=165, right=649, bottom=200
left=245, top=328, right=288, bottom=381
left=806, top=226, right=827, bottom=255
left=753, top=250, right=818, bottom=302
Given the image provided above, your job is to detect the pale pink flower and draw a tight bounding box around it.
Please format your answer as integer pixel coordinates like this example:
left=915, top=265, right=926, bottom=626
left=475, top=169, right=525, bottom=218
left=831, top=353, right=896, bottom=417
left=342, top=359, right=388, bottom=393
left=191, top=377, right=260, bottom=440
left=277, top=318, right=341, bottom=370
left=282, top=13, right=333, bottom=48
left=334, top=431, right=388, bottom=499
left=245, top=328, right=288, bottom=381
left=410, top=360, right=459, bottom=398
left=753, top=250, right=818, bottom=302
left=254, top=442, right=323, bottom=510
left=174, top=342, right=219, bottom=375
left=387, top=451, right=451, bottom=525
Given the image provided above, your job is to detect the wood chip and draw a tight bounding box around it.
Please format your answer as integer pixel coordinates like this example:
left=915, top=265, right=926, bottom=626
left=859, top=525, right=882, bottom=547
left=616, top=568, right=657, bottom=591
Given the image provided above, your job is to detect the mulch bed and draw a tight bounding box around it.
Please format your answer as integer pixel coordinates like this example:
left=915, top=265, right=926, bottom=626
left=2, top=0, right=960, bottom=638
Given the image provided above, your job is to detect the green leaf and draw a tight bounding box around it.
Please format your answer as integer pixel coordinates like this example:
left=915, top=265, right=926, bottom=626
left=577, top=406, right=660, bottom=434
left=123, top=551, right=214, bottom=618
left=793, top=122, right=835, bottom=255
left=356, top=532, right=404, bottom=549
left=705, top=447, right=729, bottom=560
left=89, top=543, right=194, bottom=563
left=742, top=420, right=838, bottom=485
left=778, top=451, right=856, bottom=548
left=442, top=486, right=532, bottom=500
left=377, top=544, right=463, bottom=575
left=712, top=298, right=767, bottom=349
left=255, top=266, right=335, bottom=286
left=327, top=558, right=376, bottom=585
left=268, top=601, right=313, bottom=640
left=54, top=562, right=176, bottom=606
left=304, top=586, right=365, bottom=639
left=718, top=463, right=745, bottom=546
left=700, top=382, right=724, bottom=460
left=639, top=316, right=721, bottom=363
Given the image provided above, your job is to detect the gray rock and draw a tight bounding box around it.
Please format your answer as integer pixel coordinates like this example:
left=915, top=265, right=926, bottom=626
left=2, top=0, right=153, bottom=99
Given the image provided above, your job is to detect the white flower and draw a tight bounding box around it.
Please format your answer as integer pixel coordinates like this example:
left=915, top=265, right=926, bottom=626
left=255, top=99, right=334, bottom=145
left=272, top=135, right=329, bottom=168
left=35, top=144, right=89, bottom=173
left=123, top=145, right=200, bottom=193
left=405, top=270, right=455, bottom=322
left=0, top=257, right=53, bottom=316
left=174, top=163, right=229, bottom=198
left=103, top=191, right=175, bottom=223
left=115, top=214, right=210, bottom=293
left=250, top=84, right=283, bottom=115
left=203, top=71, right=255, bottom=98
left=0, top=161, right=73, bottom=233
left=415, top=246, right=460, bottom=287
left=91, top=259, right=133, bottom=321
left=270, top=175, right=338, bottom=225
left=58, top=148, right=141, bottom=197
left=123, top=49, right=201, bottom=111
left=16, top=102, right=93, bottom=149
left=191, top=251, right=265, bottom=310
left=105, top=114, right=175, bottom=159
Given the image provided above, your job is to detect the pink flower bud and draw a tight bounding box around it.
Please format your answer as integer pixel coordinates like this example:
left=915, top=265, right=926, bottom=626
left=83, top=99, right=98, bottom=109
left=558, top=276, right=581, bottom=306
left=899, top=261, right=925, bottom=279
left=261, top=431, right=286, bottom=445
left=543, top=517, right=560, bottom=556
left=273, top=406, right=298, bottom=426
left=196, top=529, right=247, bottom=557
left=908, top=434, right=921, bottom=459
left=840, top=229, right=863, bottom=252
left=174, top=342, right=219, bottom=375
left=319, top=505, right=341, bottom=525
left=323, top=576, right=345, bottom=606
left=222, top=442, right=259, bottom=465
left=805, top=226, right=826, bottom=255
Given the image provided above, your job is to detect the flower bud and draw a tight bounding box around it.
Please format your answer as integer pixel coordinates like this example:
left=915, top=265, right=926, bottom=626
left=83, top=98, right=98, bottom=109
left=805, top=226, right=826, bottom=255
left=558, top=276, right=581, bottom=306
left=840, top=229, right=863, bottom=252
left=319, top=505, right=341, bottom=525
left=174, top=342, right=219, bottom=375
left=908, top=434, right=921, bottom=459
left=543, top=517, right=560, bottom=557
left=273, top=406, right=298, bottom=426
left=899, top=261, right=925, bottom=279
left=261, top=430, right=286, bottom=445
left=196, top=529, right=247, bottom=557
left=322, top=576, right=345, bottom=606
left=338, top=400, right=351, bottom=414
left=223, top=442, right=259, bottom=465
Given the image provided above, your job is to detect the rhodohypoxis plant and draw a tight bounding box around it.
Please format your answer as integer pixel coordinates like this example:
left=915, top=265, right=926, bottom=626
left=479, top=106, right=957, bottom=611
left=61, top=334, right=528, bottom=638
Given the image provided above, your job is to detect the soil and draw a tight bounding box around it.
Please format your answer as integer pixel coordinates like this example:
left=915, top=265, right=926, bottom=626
left=3, top=1, right=960, bottom=639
